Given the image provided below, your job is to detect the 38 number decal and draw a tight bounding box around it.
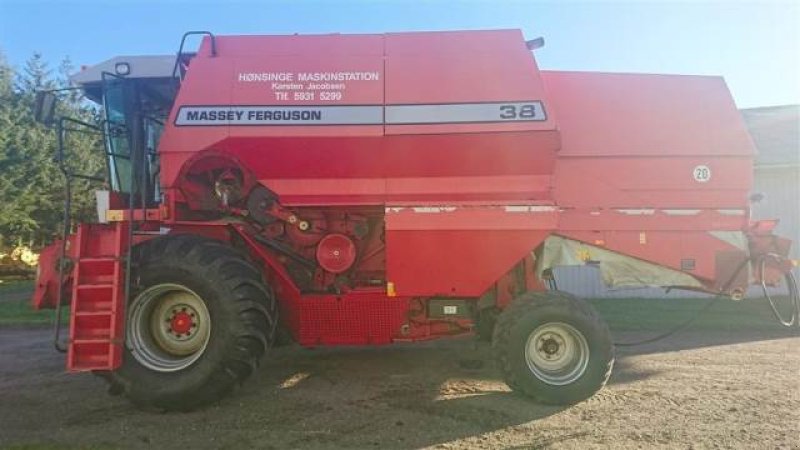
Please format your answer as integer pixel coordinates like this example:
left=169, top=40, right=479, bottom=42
left=499, top=103, right=543, bottom=120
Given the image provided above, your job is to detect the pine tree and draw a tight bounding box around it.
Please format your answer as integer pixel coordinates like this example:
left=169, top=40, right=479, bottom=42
left=0, top=52, right=105, bottom=248
left=15, top=53, right=55, bottom=93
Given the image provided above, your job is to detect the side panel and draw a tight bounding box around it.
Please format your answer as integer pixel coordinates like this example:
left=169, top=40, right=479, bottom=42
left=159, top=30, right=559, bottom=208
left=385, top=207, right=556, bottom=296
left=544, top=70, right=756, bottom=288
left=384, top=29, right=556, bottom=135
left=227, top=131, right=558, bottom=205
left=543, top=70, right=755, bottom=210
left=293, top=292, right=410, bottom=346
left=554, top=156, right=753, bottom=209
left=542, top=71, right=754, bottom=158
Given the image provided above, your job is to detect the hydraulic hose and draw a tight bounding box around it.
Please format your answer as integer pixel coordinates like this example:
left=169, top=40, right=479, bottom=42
left=612, top=294, right=724, bottom=347
left=612, top=257, right=742, bottom=347
left=759, top=254, right=800, bottom=328
left=613, top=255, right=800, bottom=347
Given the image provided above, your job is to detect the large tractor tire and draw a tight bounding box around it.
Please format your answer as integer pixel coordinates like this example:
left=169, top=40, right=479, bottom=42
left=492, top=291, right=613, bottom=405
left=105, top=234, right=277, bottom=411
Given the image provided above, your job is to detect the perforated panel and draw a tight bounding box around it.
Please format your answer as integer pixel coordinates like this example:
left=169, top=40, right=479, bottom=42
left=295, top=295, right=409, bottom=346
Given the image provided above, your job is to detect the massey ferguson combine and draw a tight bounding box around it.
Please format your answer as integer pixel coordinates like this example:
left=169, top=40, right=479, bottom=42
left=31, top=30, right=797, bottom=411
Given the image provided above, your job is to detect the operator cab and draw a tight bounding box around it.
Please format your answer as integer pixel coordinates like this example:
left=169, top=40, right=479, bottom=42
left=71, top=55, right=177, bottom=206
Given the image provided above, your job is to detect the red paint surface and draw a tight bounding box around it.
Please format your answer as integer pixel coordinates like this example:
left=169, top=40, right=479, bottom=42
left=159, top=30, right=761, bottom=343
left=39, top=30, right=792, bottom=353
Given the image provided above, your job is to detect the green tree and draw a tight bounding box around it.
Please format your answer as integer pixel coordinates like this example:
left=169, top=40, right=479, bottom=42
left=0, top=51, right=104, bottom=249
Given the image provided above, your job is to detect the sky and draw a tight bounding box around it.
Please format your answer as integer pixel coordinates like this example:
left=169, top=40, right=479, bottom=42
left=0, top=0, right=798, bottom=109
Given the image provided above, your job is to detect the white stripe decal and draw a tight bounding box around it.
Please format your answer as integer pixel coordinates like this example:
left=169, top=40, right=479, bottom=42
left=717, top=209, right=746, bottom=216
left=175, top=105, right=383, bottom=126
left=411, top=207, right=458, bottom=213
left=504, top=205, right=558, bottom=213
left=615, top=209, right=656, bottom=215
left=386, top=102, right=546, bottom=124
left=175, top=102, right=547, bottom=126
left=662, top=209, right=701, bottom=216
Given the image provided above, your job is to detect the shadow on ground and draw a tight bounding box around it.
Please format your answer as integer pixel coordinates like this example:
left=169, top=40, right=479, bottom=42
left=1, top=290, right=798, bottom=449
left=1, top=322, right=798, bottom=449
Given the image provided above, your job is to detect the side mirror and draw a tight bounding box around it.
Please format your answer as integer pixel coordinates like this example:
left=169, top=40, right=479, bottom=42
left=33, top=91, right=58, bottom=125
left=526, top=37, right=545, bottom=51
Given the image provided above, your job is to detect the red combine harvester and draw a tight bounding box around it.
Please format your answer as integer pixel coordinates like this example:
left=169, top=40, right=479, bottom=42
left=31, top=30, right=797, bottom=411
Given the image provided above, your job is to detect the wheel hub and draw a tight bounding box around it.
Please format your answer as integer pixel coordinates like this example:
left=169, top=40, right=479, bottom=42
left=168, top=309, right=195, bottom=336
left=128, top=284, right=211, bottom=372
left=525, top=322, right=590, bottom=386
left=539, top=334, right=564, bottom=359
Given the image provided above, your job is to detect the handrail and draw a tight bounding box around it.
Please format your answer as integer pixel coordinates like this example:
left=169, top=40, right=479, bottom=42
left=171, top=31, right=217, bottom=81
left=54, top=117, right=105, bottom=181
left=53, top=116, right=106, bottom=352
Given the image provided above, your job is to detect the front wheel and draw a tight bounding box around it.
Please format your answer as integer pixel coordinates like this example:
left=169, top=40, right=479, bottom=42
left=492, top=291, right=614, bottom=405
left=105, top=234, right=277, bottom=411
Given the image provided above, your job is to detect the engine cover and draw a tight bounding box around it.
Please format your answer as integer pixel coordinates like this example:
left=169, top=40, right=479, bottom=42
left=316, top=233, right=357, bottom=274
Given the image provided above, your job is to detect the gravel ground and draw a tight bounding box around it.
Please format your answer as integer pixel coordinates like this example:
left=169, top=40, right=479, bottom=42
left=0, top=324, right=798, bottom=449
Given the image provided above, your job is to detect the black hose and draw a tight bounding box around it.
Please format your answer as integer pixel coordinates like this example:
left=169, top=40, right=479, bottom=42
left=612, top=257, right=749, bottom=347
left=613, top=255, right=800, bottom=347
left=613, top=294, right=724, bottom=347
left=759, top=254, right=800, bottom=328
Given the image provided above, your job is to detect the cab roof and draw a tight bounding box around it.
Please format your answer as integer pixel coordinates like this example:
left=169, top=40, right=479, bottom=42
left=70, top=55, right=175, bottom=102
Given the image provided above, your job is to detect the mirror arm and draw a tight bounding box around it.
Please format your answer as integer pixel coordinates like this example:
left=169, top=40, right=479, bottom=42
left=42, top=86, right=84, bottom=93
left=59, top=116, right=103, bottom=132
left=55, top=118, right=66, bottom=167
left=62, top=127, right=105, bottom=136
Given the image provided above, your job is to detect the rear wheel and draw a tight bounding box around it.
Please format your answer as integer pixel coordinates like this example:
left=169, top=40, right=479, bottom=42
left=492, top=291, right=613, bottom=405
left=105, top=234, right=277, bottom=411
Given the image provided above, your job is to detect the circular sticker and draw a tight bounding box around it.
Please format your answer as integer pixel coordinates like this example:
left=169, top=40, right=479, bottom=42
left=693, top=165, right=711, bottom=183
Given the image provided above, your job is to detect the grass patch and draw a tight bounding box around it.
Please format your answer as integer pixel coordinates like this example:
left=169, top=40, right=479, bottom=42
left=0, top=279, right=35, bottom=294
left=0, top=304, right=67, bottom=327
left=590, top=296, right=795, bottom=332
left=0, top=299, right=69, bottom=326
left=0, top=281, right=794, bottom=331
left=0, top=283, right=68, bottom=326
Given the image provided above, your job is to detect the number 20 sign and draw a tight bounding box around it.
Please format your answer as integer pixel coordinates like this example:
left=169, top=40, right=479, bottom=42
left=693, top=165, right=711, bottom=183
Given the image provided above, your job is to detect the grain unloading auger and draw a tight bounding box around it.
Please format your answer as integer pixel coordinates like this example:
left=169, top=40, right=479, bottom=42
left=30, top=30, right=797, bottom=410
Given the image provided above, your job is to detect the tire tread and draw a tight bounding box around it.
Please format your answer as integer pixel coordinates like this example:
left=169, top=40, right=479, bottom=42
left=492, top=291, right=614, bottom=404
left=110, top=234, right=277, bottom=411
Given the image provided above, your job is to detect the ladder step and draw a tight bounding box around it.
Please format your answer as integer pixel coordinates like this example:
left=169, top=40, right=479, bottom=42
left=73, top=282, right=116, bottom=313
left=74, top=311, right=114, bottom=317
left=71, top=338, right=122, bottom=345
left=68, top=341, right=122, bottom=371
left=67, top=221, right=128, bottom=372
left=76, top=258, right=117, bottom=285
left=79, top=257, right=119, bottom=262
left=73, top=302, right=113, bottom=314
left=73, top=314, right=114, bottom=339
left=76, top=284, right=114, bottom=290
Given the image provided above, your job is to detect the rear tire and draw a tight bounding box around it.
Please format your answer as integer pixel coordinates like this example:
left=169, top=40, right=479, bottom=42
left=105, top=234, right=277, bottom=411
left=492, top=291, right=613, bottom=405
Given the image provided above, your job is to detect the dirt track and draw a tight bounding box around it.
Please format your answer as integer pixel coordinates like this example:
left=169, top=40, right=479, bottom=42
left=0, top=325, right=798, bottom=449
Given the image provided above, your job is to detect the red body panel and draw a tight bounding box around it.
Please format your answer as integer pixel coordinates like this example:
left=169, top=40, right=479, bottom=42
left=157, top=30, right=564, bottom=318
left=44, top=29, right=786, bottom=353
left=159, top=30, right=558, bottom=206
left=542, top=71, right=754, bottom=210
left=155, top=30, right=761, bottom=344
